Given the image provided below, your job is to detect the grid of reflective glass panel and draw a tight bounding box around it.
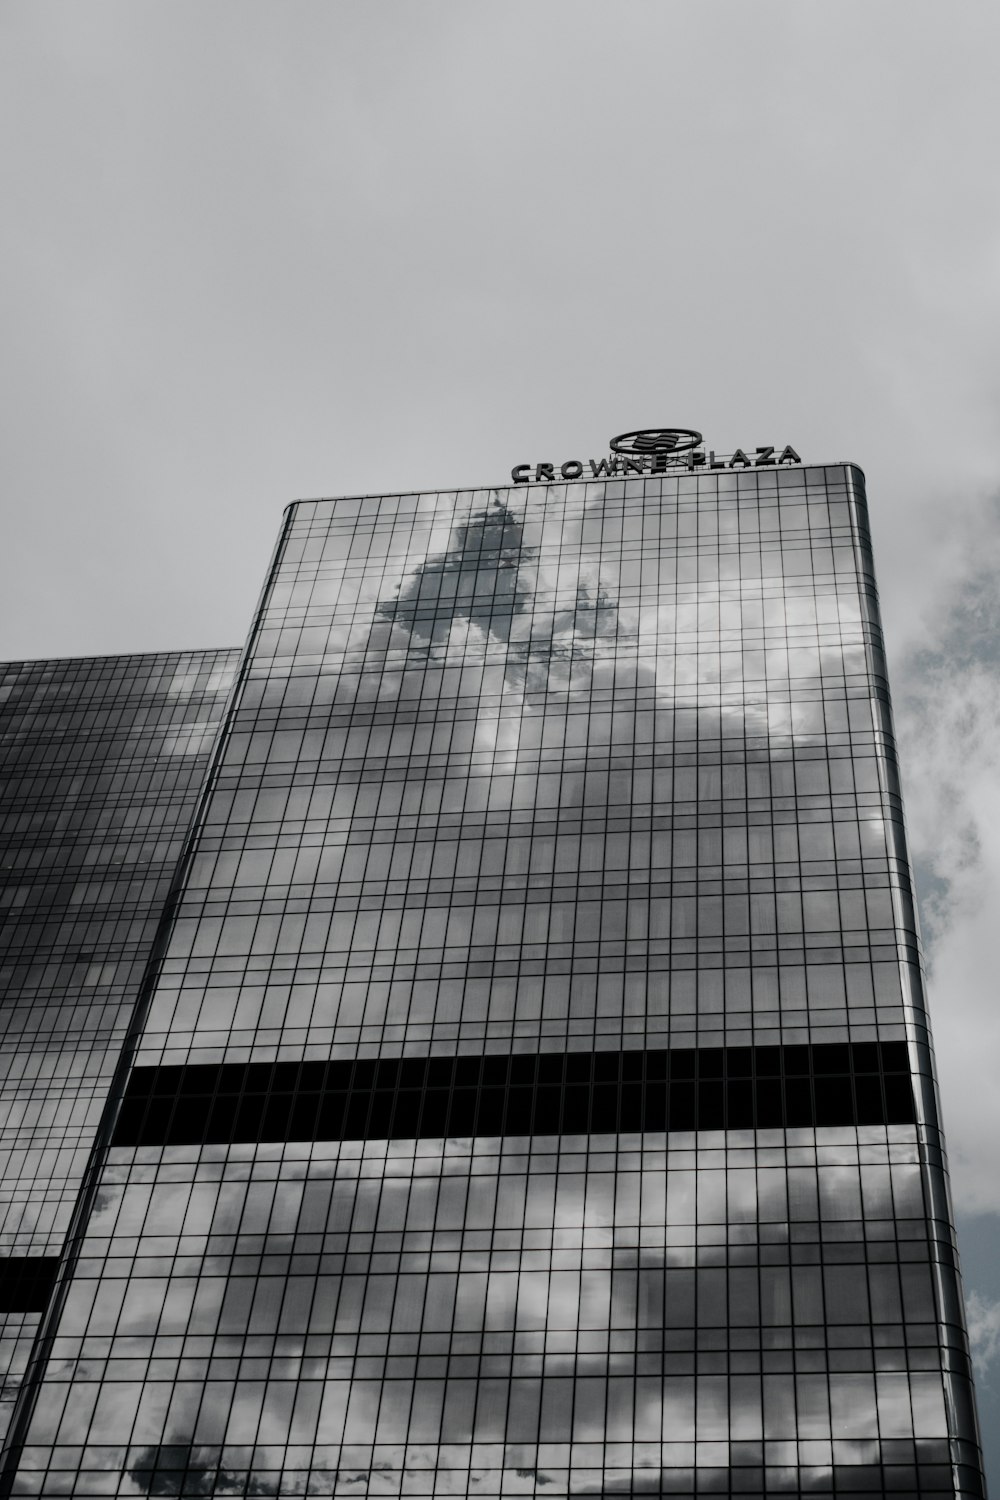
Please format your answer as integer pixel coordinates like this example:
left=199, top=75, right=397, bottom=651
left=4, top=471, right=984, bottom=1496
left=0, top=650, right=239, bottom=1445
left=131, top=473, right=932, bottom=1068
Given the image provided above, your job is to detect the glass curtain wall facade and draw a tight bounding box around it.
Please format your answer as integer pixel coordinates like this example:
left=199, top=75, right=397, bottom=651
left=0, top=651, right=239, bottom=1445
left=1, top=469, right=986, bottom=1497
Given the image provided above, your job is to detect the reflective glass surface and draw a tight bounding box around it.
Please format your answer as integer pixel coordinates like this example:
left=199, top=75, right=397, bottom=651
left=0, top=650, right=239, bottom=1443
left=1, top=471, right=985, bottom=1496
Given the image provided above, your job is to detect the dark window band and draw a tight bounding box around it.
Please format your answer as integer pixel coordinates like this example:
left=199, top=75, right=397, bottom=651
left=0, top=1257, right=60, bottom=1315
left=112, top=1042, right=915, bottom=1149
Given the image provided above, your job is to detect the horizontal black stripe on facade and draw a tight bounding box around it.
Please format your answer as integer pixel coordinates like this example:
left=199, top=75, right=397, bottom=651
left=112, top=1042, right=915, bottom=1149
left=0, top=1257, right=60, bottom=1314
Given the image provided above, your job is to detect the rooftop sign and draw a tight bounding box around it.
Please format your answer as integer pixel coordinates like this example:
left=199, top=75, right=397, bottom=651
left=610, top=427, right=703, bottom=457
left=511, top=428, right=801, bottom=484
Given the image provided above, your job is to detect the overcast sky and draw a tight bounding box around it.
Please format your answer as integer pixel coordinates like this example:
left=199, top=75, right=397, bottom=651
left=3, top=0, right=1000, bottom=1479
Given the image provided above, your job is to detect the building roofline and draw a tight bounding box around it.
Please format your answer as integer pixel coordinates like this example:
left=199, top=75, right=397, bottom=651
left=0, top=646, right=239, bottom=673
left=281, top=461, right=865, bottom=514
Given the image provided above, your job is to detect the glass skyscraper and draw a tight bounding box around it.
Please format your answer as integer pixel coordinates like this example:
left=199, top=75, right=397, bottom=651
left=0, top=461, right=987, bottom=1497
left=0, top=650, right=240, bottom=1445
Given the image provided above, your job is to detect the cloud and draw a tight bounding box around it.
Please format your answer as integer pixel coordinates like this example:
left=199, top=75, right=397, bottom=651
left=966, top=1292, right=1000, bottom=1380
left=894, top=494, right=1000, bottom=1213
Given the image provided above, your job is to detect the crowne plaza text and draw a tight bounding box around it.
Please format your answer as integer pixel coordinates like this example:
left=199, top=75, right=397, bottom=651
left=512, top=444, right=802, bottom=483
